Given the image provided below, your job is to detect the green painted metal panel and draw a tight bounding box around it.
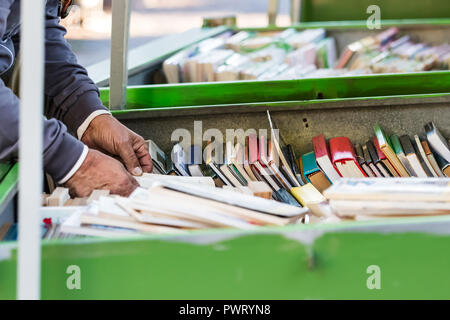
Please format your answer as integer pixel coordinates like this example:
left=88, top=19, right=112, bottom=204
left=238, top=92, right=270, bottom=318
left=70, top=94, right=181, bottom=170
left=0, top=163, right=11, bottom=182
left=0, top=164, right=18, bottom=213
left=300, top=0, right=450, bottom=22
left=241, top=18, right=450, bottom=31
left=2, top=216, right=450, bottom=299
left=99, top=72, right=450, bottom=110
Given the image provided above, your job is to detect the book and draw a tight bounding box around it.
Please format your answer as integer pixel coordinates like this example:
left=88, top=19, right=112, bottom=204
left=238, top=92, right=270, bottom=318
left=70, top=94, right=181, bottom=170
left=374, top=125, right=409, bottom=177
left=165, top=155, right=178, bottom=176
left=399, top=135, right=428, bottom=178
left=266, top=111, right=301, bottom=187
left=286, top=144, right=306, bottom=186
left=432, top=147, right=450, bottom=177
left=425, top=122, right=450, bottom=163
left=231, top=143, right=254, bottom=183
left=220, top=162, right=243, bottom=187
left=329, top=199, right=450, bottom=217
left=301, top=151, right=331, bottom=193
left=414, top=135, right=437, bottom=177
left=171, top=143, right=190, bottom=176
left=248, top=135, right=299, bottom=205
left=312, top=134, right=341, bottom=183
left=421, top=140, right=444, bottom=177
left=390, top=134, right=416, bottom=177
left=262, top=136, right=292, bottom=190
left=136, top=173, right=216, bottom=188
left=162, top=45, right=199, bottom=83
left=366, top=139, right=391, bottom=177
left=373, top=136, right=398, bottom=177
left=362, top=143, right=382, bottom=177
left=147, top=140, right=168, bottom=175
left=329, top=137, right=367, bottom=178
left=243, top=143, right=258, bottom=181
left=354, top=143, right=375, bottom=177
left=248, top=133, right=279, bottom=191
left=0, top=222, right=11, bottom=240
left=324, top=178, right=450, bottom=202
left=187, top=145, right=204, bottom=177
left=205, top=140, right=232, bottom=186
left=156, top=181, right=307, bottom=217
left=224, top=140, right=248, bottom=186
left=247, top=181, right=273, bottom=199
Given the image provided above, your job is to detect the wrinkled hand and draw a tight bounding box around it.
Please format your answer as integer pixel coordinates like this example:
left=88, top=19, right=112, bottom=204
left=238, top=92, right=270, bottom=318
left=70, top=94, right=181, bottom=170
left=81, top=114, right=153, bottom=176
left=64, top=149, right=139, bottom=197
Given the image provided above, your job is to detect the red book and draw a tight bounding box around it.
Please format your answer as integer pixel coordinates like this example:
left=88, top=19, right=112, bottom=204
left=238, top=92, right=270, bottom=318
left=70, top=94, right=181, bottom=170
left=312, top=134, right=342, bottom=182
left=329, top=137, right=367, bottom=178
left=373, top=136, right=386, bottom=160
left=248, top=133, right=259, bottom=164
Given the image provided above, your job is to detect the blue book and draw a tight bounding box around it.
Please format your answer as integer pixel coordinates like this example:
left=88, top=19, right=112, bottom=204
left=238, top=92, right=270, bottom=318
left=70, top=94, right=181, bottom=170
left=301, top=151, right=320, bottom=183
left=301, top=151, right=332, bottom=193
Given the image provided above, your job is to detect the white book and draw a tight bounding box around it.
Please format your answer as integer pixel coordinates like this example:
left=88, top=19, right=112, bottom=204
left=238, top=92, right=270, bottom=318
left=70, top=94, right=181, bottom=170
left=158, top=180, right=308, bottom=217
left=315, top=153, right=341, bottom=183
left=330, top=199, right=450, bottom=217
left=396, top=151, right=416, bottom=177
left=425, top=122, right=450, bottom=163
left=136, top=173, right=215, bottom=188
left=324, top=178, right=450, bottom=202
left=231, top=143, right=253, bottom=183
left=368, top=163, right=383, bottom=177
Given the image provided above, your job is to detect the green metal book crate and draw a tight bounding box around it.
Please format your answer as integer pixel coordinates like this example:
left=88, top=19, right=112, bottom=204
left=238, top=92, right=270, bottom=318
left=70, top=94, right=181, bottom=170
left=0, top=83, right=449, bottom=299
left=1, top=19, right=450, bottom=300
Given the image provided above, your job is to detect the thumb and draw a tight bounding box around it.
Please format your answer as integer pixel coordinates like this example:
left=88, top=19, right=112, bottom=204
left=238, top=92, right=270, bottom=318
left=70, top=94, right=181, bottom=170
left=118, top=142, right=143, bottom=176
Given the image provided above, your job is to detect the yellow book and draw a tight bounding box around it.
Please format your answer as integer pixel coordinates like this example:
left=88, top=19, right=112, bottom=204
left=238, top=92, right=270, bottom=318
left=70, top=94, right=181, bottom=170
left=290, top=184, right=326, bottom=207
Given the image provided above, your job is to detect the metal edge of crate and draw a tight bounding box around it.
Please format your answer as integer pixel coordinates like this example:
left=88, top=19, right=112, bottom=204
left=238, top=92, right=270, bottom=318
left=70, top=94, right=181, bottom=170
left=0, top=164, right=18, bottom=219
left=98, top=71, right=450, bottom=110
left=2, top=212, right=450, bottom=299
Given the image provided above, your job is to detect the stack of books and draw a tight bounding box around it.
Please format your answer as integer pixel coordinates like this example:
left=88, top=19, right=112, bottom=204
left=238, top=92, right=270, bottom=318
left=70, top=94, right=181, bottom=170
left=163, top=27, right=450, bottom=84
left=337, top=27, right=450, bottom=73
left=324, top=178, right=450, bottom=219
left=59, top=181, right=308, bottom=238
left=0, top=216, right=82, bottom=241
left=149, top=112, right=449, bottom=202
left=3, top=116, right=448, bottom=240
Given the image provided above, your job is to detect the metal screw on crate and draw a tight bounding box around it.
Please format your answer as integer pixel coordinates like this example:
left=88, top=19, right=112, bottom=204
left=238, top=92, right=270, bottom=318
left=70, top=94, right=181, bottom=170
left=366, top=265, right=381, bottom=290
left=366, top=5, right=381, bottom=30
left=66, top=265, right=81, bottom=290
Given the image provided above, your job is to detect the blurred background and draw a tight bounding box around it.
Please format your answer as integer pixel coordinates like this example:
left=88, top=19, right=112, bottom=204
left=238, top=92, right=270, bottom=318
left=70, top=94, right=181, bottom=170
left=63, top=0, right=291, bottom=66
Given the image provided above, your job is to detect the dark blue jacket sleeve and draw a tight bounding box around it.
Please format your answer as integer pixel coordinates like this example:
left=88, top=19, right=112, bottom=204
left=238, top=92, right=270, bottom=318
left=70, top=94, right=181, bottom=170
left=0, top=0, right=102, bottom=182
left=44, top=0, right=108, bottom=135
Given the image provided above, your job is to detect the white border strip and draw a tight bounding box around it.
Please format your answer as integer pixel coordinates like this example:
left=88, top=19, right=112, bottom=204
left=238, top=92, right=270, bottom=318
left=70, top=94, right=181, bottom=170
left=18, top=0, right=44, bottom=300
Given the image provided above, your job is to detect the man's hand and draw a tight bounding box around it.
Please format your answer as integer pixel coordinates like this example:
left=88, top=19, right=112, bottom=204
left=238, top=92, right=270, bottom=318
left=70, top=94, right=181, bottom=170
left=64, top=149, right=139, bottom=197
left=81, top=114, right=153, bottom=176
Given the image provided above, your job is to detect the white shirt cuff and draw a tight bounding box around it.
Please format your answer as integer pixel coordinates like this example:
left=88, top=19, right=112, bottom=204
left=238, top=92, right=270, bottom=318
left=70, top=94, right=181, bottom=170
left=58, top=145, right=89, bottom=184
left=77, top=110, right=111, bottom=140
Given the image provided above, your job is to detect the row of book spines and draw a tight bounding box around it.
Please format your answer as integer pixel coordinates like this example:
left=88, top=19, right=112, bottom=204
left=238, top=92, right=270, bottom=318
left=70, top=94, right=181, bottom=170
left=305, top=131, right=449, bottom=187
